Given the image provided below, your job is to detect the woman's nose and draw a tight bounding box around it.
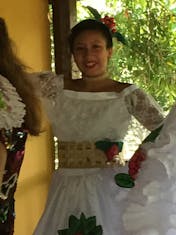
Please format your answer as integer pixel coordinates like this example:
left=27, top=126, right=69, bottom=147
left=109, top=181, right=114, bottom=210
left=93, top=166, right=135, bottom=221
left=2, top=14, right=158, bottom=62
left=83, top=47, right=93, bottom=57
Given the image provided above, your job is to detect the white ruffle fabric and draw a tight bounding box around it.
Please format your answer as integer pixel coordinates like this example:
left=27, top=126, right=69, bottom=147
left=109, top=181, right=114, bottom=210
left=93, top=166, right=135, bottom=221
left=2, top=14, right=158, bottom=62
left=123, top=103, right=176, bottom=235
left=0, top=75, right=26, bottom=130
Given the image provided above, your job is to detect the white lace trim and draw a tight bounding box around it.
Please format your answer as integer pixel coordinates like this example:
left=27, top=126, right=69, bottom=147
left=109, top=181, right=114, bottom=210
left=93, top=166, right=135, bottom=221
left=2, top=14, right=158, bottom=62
left=0, top=75, right=26, bottom=130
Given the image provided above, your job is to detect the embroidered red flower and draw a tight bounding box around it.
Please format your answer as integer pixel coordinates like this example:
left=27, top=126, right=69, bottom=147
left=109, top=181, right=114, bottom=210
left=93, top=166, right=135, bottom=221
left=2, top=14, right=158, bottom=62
left=105, top=144, right=119, bottom=162
left=128, top=148, right=146, bottom=180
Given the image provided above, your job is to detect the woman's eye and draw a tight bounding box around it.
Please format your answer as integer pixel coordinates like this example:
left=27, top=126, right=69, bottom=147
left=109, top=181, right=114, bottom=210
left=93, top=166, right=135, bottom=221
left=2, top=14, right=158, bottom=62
left=93, top=44, right=103, bottom=50
left=93, top=45, right=100, bottom=48
left=75, top=47, right=84, bottom=51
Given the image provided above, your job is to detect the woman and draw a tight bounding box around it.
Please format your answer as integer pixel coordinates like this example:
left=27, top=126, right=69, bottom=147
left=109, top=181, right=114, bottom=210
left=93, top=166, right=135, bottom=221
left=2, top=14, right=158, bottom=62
left=34, top=19, right=164, bottom=235
left=0, top=17, right=43, bottom=235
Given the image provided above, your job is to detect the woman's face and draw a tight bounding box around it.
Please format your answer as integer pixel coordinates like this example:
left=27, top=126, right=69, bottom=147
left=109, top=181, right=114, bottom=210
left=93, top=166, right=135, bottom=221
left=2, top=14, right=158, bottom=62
left=72, top=30, right=112, bottom=78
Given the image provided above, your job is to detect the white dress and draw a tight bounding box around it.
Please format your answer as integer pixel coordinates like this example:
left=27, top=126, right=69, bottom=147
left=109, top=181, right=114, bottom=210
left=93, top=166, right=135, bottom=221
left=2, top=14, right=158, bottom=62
left=33, top=72, right=164, bottom=235
left=122, top=103, right=176, bottom=235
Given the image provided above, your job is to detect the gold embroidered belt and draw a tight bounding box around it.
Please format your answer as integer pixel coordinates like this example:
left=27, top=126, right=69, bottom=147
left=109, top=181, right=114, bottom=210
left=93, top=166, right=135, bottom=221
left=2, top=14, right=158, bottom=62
left=58, top=141, right=126, bottom=168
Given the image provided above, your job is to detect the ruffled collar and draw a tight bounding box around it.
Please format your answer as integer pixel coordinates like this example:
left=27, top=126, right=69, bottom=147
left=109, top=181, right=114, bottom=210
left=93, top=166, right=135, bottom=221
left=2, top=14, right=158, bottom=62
left=0, top=75, right=26, bottom=130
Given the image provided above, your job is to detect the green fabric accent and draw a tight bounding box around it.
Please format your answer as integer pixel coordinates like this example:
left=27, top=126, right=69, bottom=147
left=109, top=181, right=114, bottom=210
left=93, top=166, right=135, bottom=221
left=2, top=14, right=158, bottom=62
left=95, top=140, right=123, bottom=152
left=58, top=213, right=103, bottom=235
left=143, top=125, right=163, bottom=143
left=114, top=173, right=135, bottom=188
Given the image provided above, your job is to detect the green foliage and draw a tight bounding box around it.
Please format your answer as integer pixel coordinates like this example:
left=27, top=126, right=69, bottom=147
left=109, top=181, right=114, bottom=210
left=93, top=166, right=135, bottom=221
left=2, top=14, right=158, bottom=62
left=77, top=0, right=176, bottom=111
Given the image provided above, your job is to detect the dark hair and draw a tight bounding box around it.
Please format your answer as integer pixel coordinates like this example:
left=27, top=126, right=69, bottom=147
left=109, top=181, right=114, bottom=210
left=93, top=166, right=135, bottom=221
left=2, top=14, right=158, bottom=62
left=68, top=19, right=113, bottom=53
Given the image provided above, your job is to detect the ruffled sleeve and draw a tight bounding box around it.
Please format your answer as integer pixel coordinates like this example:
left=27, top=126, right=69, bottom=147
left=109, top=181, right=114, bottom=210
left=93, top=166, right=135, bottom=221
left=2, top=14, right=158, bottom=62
left=0, top=75, right=26, bottom=130
left=29, top=71, right=64, bottom=100
left=29, top=71, right=64, bottom=122
left=125, top=87, right=164, bottom=131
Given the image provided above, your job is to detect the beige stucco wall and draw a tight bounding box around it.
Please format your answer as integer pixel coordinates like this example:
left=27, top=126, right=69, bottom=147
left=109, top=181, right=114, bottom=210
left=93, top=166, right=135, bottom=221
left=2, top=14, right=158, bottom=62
left=0, top=0, right=54, bottom=234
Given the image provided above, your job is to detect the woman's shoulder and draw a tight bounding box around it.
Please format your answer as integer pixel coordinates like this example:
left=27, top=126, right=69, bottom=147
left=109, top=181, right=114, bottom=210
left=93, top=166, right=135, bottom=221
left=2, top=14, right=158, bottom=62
left=112, top=80, right=139, bottom=95
left=113, top=80, right=132, bottom=92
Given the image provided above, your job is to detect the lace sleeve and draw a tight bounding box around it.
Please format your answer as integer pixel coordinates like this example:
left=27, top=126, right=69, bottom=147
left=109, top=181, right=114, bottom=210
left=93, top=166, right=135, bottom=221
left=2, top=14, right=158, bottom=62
left=29, top=71, right=64, bottom=100
left=28, top=71, right=64, bottom=124
left=125, top=88, right=164, bottom=131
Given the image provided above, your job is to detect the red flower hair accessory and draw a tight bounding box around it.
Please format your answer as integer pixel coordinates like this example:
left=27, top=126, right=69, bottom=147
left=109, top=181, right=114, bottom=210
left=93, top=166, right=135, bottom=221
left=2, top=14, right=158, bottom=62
left=86, top=6, right=126, bottom=45
left=100, top=15, right=117, bottom=33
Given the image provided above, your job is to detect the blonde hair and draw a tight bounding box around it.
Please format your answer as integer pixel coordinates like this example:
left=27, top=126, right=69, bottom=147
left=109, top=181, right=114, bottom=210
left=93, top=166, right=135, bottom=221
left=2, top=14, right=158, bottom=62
left=0, top=18, right=42, bottom=135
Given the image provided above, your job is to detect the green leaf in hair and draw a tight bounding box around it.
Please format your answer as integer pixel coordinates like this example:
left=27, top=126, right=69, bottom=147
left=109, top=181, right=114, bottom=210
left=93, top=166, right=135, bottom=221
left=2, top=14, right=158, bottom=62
left=85, top=6, right=101, bottom=20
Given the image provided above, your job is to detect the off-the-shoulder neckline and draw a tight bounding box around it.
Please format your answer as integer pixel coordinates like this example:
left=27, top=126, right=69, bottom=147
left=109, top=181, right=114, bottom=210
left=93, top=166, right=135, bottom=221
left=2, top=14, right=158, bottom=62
left=63, top=84, right=138, bottom=94
left=62, top=84, right=139, bottom=100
